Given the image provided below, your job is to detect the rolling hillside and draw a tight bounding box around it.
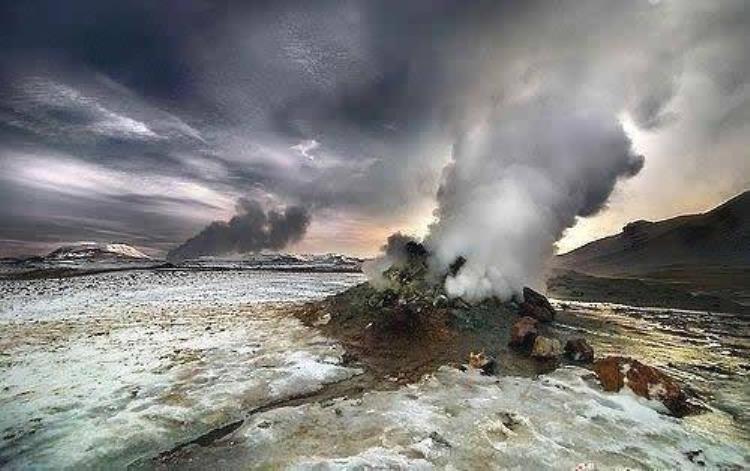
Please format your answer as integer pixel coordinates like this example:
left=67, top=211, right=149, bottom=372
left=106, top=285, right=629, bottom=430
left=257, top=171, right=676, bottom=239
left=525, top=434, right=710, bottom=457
left=557, top=190, right=750, bottom=276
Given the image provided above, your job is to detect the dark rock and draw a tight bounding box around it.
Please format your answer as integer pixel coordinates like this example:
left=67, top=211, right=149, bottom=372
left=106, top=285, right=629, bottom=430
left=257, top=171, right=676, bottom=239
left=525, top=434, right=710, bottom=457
left=593, top=356, right=700, bottom=417
left=499, top=412, right=522, bottom=430
left=519, top=287, right=555, bottom=322
left=404, top=241, right=428, bottom=260
left=452, top=297, right=473, bottom=310
left=684, top=450, right=705, bottom=466
left=432, top=294, right=449, bottom=308
left=509, top=316, right=539, bottom=349
left=428, top=431, right=452, bottom=448
left=448, top=256, right=466, bottom=277
left=341, top=351, right=359, bottom=366
left=369, top=289, right=398, bottom=308
left=564, top=338, right=594, bottom=363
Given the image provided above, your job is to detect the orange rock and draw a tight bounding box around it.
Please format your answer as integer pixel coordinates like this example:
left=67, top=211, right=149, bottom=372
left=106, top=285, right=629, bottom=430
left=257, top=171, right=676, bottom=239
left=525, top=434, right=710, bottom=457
left=593, top=356, right=696, bottom=417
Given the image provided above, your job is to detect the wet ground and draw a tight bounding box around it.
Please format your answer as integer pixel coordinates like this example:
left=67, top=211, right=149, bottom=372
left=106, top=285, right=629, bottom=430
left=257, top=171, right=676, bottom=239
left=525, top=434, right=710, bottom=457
left=551, top=301, right=750, bottom=439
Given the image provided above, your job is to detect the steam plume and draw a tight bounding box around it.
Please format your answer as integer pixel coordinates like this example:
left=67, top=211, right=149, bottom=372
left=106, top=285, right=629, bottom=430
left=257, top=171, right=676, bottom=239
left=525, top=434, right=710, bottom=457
left=167, top=198, right=310, bottom=261
left=425, top=98, right=644, bottom=302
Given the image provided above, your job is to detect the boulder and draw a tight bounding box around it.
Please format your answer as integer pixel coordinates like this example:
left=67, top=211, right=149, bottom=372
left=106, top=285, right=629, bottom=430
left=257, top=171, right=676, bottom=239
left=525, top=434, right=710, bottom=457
left=531, top=336, right=562, bottom=359
left=564, top=338, right=594, bottom=363
left=593, top=356, right=696, bottom=417
left=519, top=287, right=555, bottom=322
left=509, top=316, right=539, bottom=349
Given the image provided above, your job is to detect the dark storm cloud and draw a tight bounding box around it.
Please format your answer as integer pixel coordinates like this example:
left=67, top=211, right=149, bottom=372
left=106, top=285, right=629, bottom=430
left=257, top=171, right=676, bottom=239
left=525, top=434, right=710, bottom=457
left=0, top=0, right=748, bottom=257
left=166, top=198, right=310, bottom=261
left=0, top=0, right=203, bottom=99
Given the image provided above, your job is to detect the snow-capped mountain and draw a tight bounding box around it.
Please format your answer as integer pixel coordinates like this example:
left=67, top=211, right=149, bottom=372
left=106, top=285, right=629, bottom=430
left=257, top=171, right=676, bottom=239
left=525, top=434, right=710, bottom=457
left=46, top=242, right=152, bottom=261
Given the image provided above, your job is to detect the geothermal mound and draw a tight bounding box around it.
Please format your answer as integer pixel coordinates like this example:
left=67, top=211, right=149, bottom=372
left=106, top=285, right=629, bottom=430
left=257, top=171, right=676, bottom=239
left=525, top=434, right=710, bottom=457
left=295, top=242, right=561, bottom=384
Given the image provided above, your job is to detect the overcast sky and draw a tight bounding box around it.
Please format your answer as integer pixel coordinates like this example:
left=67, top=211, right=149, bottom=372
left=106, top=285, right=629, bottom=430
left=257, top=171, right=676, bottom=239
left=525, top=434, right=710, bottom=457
left=0, top=0, right=748, bottom=257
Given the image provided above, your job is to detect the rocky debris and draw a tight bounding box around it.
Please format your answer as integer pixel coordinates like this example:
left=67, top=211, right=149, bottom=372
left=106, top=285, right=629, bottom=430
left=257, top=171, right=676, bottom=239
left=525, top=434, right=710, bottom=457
left=530, top=336, right=562, bottom=359
left=564, top=338, right=594, bottom=363
left=519, top=287, right=555, bottom=322
left=509, top=316, right=539, bottom=349
left=367, top=289, right=398, bottom=308
left=428, top=431, right=452, bottom=448
left=312, top=312, right=332, bottom=326
left=684, top=449, right=706, bottom=467
left=404, top=240, right=428, bottom=259
left=468, top=351, right=497, bottom=375
left=340, top=351, right=359, bottom=366
left=448, top=256, right=466, bottom=277
left=573, top=464, right=597, bottom=471
left=499, top=411, right=522, bottom=431
left=593, top=356, right=698, bottom=417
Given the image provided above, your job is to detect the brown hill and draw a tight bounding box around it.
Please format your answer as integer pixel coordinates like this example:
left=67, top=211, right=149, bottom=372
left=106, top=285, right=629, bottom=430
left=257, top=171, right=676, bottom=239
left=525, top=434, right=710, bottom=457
left=557, top=190, right=750, bottom=276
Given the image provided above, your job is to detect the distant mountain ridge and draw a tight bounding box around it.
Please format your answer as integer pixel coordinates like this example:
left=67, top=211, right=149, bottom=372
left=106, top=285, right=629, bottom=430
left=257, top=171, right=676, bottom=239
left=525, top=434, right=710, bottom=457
left=178, top=252, right=364, bottom=272
left=556, top=190, right=750, bottom=275
left=46, top=242, right=151, bottom=261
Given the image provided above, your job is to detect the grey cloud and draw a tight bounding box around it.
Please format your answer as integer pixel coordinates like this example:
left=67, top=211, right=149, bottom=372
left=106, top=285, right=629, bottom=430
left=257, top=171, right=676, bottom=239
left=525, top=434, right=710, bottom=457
left=0, top=0, right=748, bottom=258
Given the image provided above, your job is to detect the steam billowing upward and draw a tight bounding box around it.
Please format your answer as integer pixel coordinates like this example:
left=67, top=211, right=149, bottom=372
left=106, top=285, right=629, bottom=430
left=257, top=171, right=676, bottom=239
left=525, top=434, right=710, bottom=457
left=425, top=99, right=644, bottom=302
left=365, top=93, right=646, bottom=301
left=167, top=199, right=310, bottom=261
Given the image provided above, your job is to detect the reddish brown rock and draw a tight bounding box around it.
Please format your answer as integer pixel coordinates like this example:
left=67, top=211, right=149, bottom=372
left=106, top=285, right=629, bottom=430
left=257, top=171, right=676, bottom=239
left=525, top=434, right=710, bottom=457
left=519, top=287, right=555, bottom=322
left=593, top=356, right=697, bottom=417
left=565, top=338, right=594, bottom=363
left=509, top=316, right=539, bottom=349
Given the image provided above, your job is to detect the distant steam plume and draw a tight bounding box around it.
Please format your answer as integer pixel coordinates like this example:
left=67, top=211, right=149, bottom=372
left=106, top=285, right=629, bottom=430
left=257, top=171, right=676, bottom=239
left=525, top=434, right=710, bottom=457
left=167, top=198, right=310, bottom=261
left=425, top=99, right=644, bottom=302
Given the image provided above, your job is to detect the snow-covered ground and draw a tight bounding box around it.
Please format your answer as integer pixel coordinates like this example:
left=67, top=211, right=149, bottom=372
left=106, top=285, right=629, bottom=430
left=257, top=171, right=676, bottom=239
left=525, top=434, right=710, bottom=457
left=0, top=270, right=364, bottom=321
left=0, top=271, right=365, bottom=469
left=1, top=270, right=748, bottom=469
left=165, top=366, right=748, bottom=469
